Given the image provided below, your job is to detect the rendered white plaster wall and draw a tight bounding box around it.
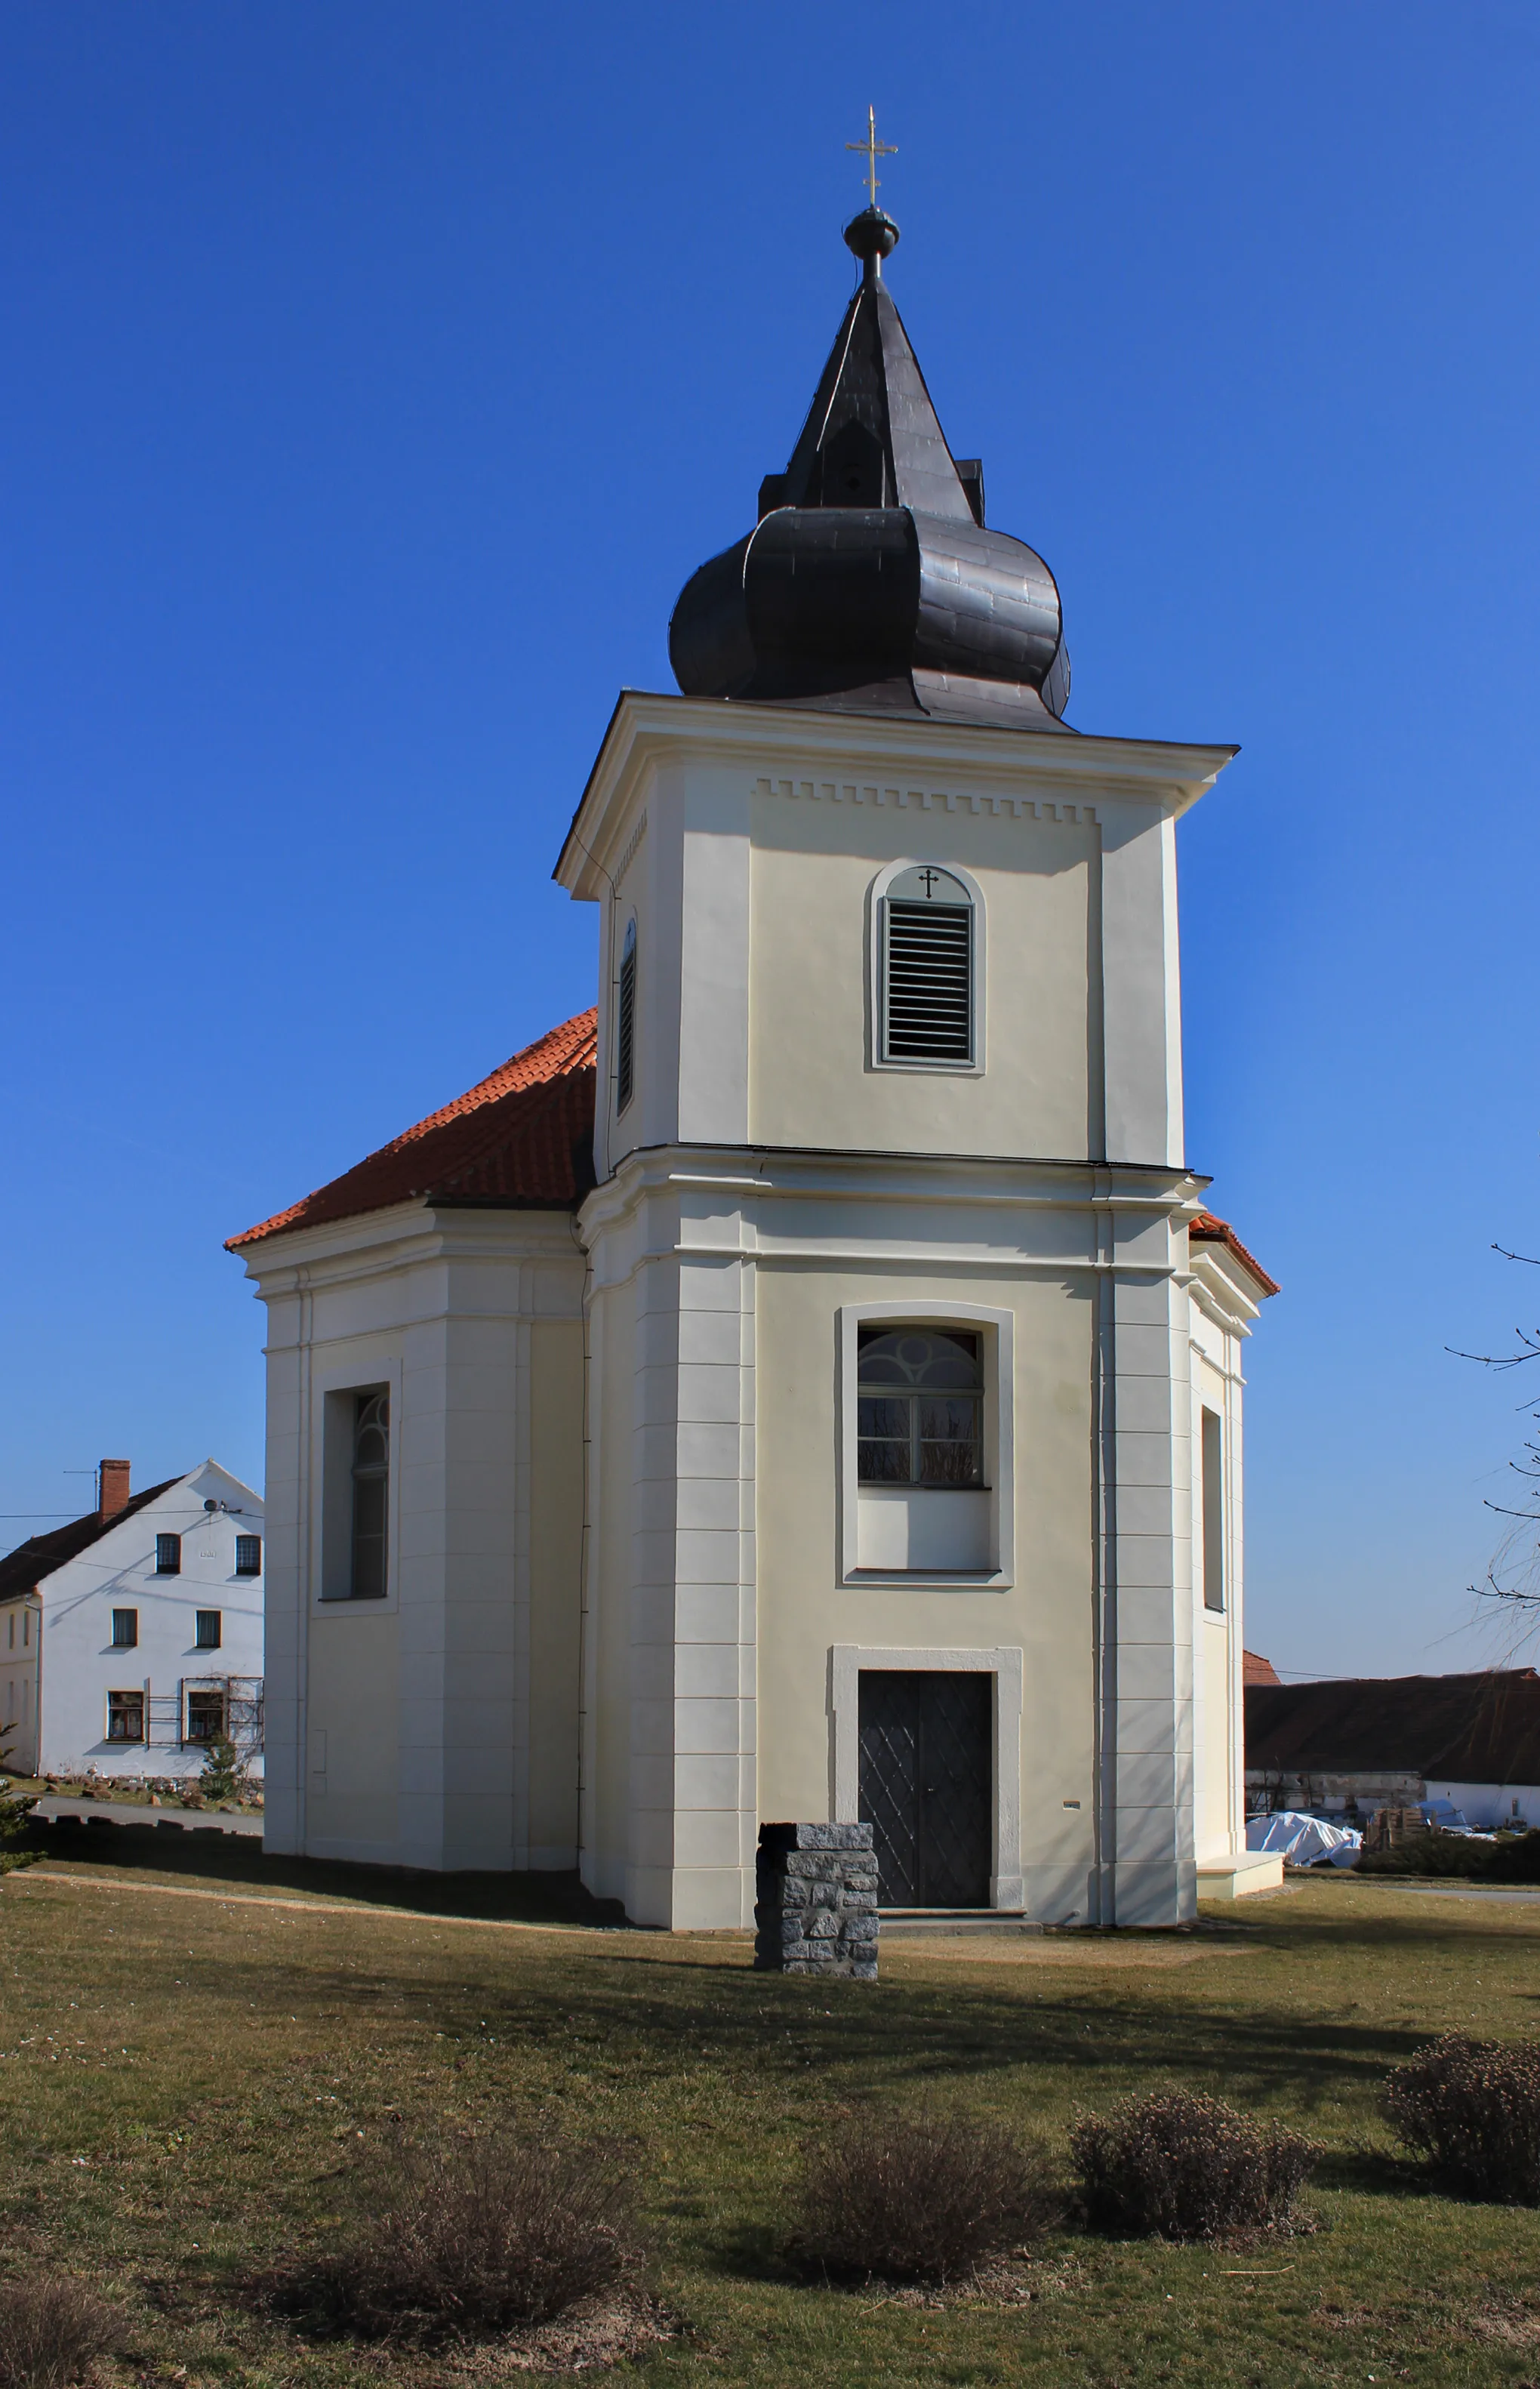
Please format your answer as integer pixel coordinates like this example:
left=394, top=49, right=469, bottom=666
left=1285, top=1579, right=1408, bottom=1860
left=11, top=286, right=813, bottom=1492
left=747, top=803, right=1094, bottom=1160
left=1107, top=1265, right=1197, bottom=1927
left=1100, top=803, right=1184, bottom=1169
left=581, top=1179, right=758, bottom=1929
left=241, top=1206, right=586, bottom=1873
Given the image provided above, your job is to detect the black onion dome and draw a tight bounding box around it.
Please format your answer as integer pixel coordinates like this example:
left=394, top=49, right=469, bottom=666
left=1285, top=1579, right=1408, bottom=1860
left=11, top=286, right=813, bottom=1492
left=669, top=211, right=1072, bottom=732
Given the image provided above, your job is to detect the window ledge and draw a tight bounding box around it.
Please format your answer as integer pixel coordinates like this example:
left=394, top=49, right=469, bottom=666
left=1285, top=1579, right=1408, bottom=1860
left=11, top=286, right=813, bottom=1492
left=843, top=1568, right=1010, bottom=1589
left=858, top=1484, right=993, bottom=1496
left=868, top=1059, right=984, bottom=1078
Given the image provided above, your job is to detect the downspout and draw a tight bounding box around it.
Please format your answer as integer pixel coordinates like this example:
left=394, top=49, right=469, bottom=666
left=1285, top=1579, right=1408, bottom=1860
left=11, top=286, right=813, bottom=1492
left=570, top=1213, right=595, bottom=1874
left=294, top=1267, right=313, bottom=1854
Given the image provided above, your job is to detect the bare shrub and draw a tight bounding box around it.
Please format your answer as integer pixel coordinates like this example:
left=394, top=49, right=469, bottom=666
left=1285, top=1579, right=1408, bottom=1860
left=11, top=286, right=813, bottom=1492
left=786, top=2108, right=1059, bottom=2285
left=1356, top=1830, right=1482, bottom=1879
left=0, top=2277, right=123, bottom=2389
left=1487, top=1832, right=1540, bottom=1885
left=1384, top=2033, right=1540, bottom=2203
left=278, top=2133, right=637, bottom=2340
left=1071, top=2089, right=1320, bottom=2240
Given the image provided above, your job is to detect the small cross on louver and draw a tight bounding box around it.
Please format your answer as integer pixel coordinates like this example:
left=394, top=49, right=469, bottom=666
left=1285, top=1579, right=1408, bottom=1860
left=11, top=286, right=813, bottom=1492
left=883, top=886, right=973, bottom=1062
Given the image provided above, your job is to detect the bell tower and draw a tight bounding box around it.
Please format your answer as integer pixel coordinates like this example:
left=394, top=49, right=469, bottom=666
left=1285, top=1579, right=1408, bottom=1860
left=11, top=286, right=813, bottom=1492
left=556, top=196, right=1246, bottom=1933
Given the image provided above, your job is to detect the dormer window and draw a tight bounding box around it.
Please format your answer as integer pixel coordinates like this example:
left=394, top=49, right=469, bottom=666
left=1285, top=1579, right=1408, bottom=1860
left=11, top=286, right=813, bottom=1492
left=616, top=917, right=636, bottom=1114
left=880, top=865, right=975, bottom=1065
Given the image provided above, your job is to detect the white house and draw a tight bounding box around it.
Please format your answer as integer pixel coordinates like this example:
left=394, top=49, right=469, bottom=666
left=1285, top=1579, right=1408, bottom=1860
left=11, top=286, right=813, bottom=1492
left=0, top=1460, right=264, bottom=1780
left=230, top=202, right=1276, bottom=1926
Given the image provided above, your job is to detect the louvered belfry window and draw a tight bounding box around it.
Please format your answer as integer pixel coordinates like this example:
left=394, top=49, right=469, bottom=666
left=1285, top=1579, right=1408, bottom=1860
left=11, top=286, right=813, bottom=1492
left=616, top=917, right=637, bottom=1114
left=882, top=866, right=974, bottom=1064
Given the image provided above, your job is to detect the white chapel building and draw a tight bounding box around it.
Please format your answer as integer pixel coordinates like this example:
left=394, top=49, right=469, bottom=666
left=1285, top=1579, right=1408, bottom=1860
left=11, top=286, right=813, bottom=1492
left=230, top=202, right=1277, bottom=1928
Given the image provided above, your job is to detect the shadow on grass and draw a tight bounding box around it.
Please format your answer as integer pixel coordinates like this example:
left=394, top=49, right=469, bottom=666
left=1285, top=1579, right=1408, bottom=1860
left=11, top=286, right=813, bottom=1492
left=1313, top=2143, right=1437, bottom=2199
left=23, top=1816, right=1539, bottom=2135
left=23, top=1814, right=627, bottom=1928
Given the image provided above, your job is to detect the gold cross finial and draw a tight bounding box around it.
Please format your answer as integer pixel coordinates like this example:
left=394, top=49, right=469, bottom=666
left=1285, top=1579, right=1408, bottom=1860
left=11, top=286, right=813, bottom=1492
left=846, top=105, right=897, bottom=209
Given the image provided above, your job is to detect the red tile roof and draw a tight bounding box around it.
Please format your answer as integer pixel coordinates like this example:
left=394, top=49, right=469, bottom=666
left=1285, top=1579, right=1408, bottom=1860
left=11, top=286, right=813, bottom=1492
left=228, top=1009, right=599, bottom=1252
left=1243, top=1649, right=1280, bottom=1686
left=1190, top=1210, right=1278, bottom=1296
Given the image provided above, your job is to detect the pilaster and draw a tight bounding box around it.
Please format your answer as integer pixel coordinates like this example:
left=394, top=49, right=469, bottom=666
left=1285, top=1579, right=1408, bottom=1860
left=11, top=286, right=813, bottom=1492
left=624, top=1219, right=757, bottom=1928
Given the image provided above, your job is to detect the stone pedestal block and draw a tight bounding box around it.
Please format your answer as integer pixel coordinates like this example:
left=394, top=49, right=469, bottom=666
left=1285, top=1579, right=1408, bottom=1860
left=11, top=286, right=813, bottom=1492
left=753, top=1821, right=878, bottom=1979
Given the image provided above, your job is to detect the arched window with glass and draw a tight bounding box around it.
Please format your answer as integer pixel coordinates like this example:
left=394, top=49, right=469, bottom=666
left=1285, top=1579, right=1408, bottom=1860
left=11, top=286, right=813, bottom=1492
left=857, top=1327, right=984, bottom=1487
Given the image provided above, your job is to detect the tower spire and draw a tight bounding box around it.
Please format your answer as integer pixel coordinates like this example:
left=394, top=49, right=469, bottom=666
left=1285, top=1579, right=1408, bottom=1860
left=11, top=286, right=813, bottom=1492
left=667, top=189, right=1072, bottom=732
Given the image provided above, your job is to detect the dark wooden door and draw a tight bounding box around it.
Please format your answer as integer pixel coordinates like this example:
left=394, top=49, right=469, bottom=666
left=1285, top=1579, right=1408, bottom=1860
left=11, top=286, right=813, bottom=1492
left=858, top=1669, right=992, bottom=1907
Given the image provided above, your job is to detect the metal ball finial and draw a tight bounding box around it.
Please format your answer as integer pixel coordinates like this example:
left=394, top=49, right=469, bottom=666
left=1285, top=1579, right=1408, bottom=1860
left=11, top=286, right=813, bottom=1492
left=843, top=206, right=901, bottom=279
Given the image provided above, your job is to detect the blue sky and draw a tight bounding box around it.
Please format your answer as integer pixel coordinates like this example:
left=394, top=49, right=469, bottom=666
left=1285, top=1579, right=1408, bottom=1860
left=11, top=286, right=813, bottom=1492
left=4, top=2, right=1538, bottom=1679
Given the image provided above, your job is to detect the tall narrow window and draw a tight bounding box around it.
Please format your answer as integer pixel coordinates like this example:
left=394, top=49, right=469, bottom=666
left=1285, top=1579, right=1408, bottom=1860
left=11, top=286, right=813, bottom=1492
left=857, top=1329, right=984, bottom=1487
left=881, top=866, right=974, bottom=1064
left=234, top=1534, right=262, bottom=1577
left=111, top=1608, right=138, bottom=1649
left=155, top=1534, right=181, bottom=1575
left=615, top=917, right=637, bottom=1114
left=196, top=1611, right=222, bottom=1651
left=350, top=1392, right=390, bottom=1600
left=1202, top=1406, right=1225, bottom=1613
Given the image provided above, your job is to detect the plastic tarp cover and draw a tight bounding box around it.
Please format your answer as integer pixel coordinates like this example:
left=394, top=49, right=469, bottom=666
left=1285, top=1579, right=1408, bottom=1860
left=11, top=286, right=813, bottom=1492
left=1246, top=1811, right=1363, bottom=1869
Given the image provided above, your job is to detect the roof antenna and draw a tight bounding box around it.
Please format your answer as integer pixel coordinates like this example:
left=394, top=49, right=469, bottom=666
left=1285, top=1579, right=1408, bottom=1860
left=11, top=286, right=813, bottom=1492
left=844, top=106, right=900, bottom=283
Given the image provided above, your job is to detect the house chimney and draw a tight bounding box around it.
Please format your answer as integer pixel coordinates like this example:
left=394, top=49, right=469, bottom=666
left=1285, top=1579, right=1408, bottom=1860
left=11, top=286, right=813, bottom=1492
left=98, top=1460, right=131, bottom=1520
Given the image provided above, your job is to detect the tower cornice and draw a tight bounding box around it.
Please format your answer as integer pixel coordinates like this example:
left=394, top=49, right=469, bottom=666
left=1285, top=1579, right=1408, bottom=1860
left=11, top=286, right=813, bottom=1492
left=553, top=686, right=1237, bottom=898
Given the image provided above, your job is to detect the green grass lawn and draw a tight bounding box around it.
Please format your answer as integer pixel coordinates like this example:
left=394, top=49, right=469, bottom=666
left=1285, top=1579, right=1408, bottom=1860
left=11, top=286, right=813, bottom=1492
left=4, top=1831, right=1540, bottom=2387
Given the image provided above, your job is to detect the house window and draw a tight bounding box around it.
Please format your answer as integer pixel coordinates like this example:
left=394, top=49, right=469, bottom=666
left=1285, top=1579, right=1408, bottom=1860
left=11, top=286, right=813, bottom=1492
left=184, top=1689, right=226, bottom=1745
left=234, top=1535, right=262, bottom=1577
left=880, top=865, right=974, bottom=1065
left=6, top=1614, right=11, bottom=1650
left=857, top=1329, right=984, bottom=1487
left=156, top=1534, right=181, bottom=1575
left=1202, top=1406, right=1225, bottom=1612
left=616, top=917, right=636, bottom=1114
left=196, top=1611, right=221, bottom=1651
left=107, top=1691, right=145, bottom=1743
left=111, top=1608, right=139, bottom=1650
left=351, top=1392, right=390, bottom=1599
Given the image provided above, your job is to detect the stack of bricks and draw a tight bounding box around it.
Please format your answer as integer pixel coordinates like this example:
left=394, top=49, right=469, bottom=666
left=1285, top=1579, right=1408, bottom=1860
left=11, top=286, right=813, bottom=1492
left=753, top=1821, right=879, bottom=1979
